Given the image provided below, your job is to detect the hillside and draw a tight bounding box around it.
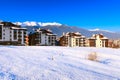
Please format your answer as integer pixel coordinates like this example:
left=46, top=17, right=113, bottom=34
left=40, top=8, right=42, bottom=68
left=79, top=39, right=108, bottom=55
left=0, top=46, right=120, bottom=80
left=23, top=25, right=120, bottom=39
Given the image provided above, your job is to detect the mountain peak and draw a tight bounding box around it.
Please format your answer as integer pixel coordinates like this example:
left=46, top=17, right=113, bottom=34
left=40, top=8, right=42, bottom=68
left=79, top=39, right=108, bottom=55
left=89, top=28, right=100, bottom=31
left=89, top=28, right=115, bottom=33
left=14, top=21, right=62, bottom=27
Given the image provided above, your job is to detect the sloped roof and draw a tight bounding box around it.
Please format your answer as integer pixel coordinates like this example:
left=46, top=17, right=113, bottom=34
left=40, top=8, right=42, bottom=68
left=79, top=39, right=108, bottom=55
left=101, top=37, right=108, bottom=39
left=66, top=32, right=82, bottom=36
left=11, top=27, right=27, bottom=30
left=33, top=28, right=57, bottom=36
left=88, top=34, right=108, bottom=40
left=0, top=22, right=20, bottom=27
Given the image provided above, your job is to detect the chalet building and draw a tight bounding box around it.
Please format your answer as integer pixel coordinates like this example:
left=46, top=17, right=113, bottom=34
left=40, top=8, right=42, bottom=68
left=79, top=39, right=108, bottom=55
left=29, top=28, right=56, bottom=46
left=0, top=22, right=28, bottom=45
left=59, top=32, right=86, bottom=47
left=87, top=34, right=109, bottom=47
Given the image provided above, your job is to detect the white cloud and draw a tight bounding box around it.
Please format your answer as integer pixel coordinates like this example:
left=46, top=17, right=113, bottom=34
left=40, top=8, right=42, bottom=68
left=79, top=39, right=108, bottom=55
left=14, top=21, right=62, bottom=27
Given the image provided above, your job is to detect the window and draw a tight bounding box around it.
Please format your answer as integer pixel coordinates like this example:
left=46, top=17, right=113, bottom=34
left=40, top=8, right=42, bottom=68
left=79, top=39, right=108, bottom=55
left=49, top=40, right=50, bottom=43
left=3, top=29, right=5, bottom=32
left=24, top=31, right=26, bottom=34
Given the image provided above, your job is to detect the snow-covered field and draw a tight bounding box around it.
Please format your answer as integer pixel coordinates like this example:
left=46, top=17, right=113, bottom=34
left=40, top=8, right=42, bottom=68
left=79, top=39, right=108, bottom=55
left=0, top=46, right=120, bottom=80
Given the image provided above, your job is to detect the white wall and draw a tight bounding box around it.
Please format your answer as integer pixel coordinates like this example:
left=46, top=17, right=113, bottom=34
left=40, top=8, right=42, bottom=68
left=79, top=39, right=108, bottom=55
left=40, top=33, right=56, bottom=46
left=2, top=27, right=10, bottom=41
left=41, top=34, right=46, bottom=45
left=96, top=35, right=103, bottom=47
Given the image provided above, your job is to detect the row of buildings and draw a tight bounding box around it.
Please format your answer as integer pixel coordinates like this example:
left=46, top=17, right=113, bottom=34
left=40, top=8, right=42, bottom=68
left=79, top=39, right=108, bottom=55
left=0, top=22, right=110, bottom=47
left=59, top=32, right=108, bottom=47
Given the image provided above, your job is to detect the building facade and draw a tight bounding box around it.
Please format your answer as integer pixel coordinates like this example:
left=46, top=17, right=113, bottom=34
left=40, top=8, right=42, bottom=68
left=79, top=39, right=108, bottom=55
left=29, top=28, right=56, bottom=46
left=59, top=32, right=86, bottom=47
left=0, top=22, right=28, bottom=45
left=87, top=34, right=108, bottom=47
left=108, top=39, right=120, bottom=48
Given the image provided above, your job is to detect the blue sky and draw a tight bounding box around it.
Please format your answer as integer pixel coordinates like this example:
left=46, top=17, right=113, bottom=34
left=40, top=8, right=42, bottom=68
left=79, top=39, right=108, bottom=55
left=0, top=0, right=120, bottom=32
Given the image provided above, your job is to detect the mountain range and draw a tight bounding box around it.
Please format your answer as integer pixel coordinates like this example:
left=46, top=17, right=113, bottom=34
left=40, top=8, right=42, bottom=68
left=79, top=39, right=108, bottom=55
left=14, top=22, right=120, bottom=39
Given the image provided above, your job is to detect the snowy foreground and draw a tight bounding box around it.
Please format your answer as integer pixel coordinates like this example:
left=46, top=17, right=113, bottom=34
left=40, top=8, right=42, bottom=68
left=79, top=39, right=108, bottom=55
left=0, top=46, right=120, bottom=80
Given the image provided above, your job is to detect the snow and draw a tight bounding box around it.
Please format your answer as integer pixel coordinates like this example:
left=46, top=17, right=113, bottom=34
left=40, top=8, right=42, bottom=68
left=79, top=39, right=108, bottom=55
left=14, top=21, right=62, bottom=27
left=0, top=46, right=120, bottom=80
left=89, top=28, right=114, bottom=33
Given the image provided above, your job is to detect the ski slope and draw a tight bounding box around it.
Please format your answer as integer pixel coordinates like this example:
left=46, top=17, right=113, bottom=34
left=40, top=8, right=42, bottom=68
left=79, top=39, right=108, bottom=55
left=0, top=46, right=120, bottom=80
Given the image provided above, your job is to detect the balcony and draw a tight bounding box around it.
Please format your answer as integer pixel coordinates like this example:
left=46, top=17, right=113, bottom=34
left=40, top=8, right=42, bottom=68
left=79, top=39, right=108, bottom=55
left=18, top=32, right=22, bottom=34
left=18, top=39, right=22, bottom=42
left=24, top=35, right=27, bottom=38
left=18, top=35, right=22, bottom=38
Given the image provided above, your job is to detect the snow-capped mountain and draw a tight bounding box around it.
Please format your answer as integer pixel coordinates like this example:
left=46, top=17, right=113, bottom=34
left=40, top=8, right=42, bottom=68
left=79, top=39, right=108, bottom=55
left=14, top=22, right=120, bottom=39
left=89, top=28, right=114, bottom=33
left=14, top=21, right=62, bottom=27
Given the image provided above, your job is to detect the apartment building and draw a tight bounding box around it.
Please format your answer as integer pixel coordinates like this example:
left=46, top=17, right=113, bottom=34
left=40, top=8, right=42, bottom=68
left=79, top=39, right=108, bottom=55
left=0, top=22, right=28, bottom=45
left=87, top=34, right=108, bottom=47
left=29, top=28, right=56, bottom=46
left=59, top=32, right=86, bottom=47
